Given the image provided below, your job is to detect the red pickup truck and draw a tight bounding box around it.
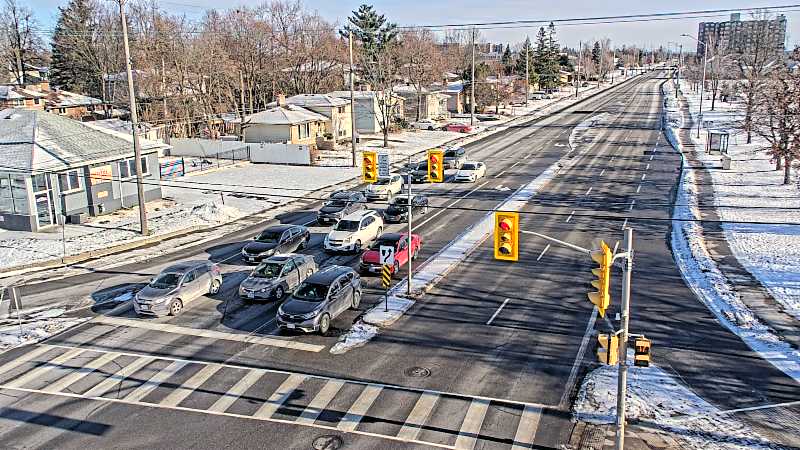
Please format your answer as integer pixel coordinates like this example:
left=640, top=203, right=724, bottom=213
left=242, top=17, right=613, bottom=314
left=359, top=232, right=422, bottom=275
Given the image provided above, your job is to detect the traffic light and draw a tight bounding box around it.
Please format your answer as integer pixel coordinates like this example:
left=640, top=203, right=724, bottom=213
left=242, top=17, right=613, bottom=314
left=588, top=240, right=612, bottom=317
left=362, top=151, right=378, bottom=183
left=428, top=149, right=444, bottom=183
left=634, top=337, right=651, bottom=367
left=494, top=211, right=519, bottom=261
left=597, top=333, right=619, bottom=365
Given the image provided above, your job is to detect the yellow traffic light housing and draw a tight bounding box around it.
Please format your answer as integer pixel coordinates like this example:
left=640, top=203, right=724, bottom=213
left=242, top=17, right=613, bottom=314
left=597, top=333, right=619, bottom=365
left=634, top=337, right=651, bottom=367
left=362, top=151, right=378, bottom=183
left=428, top=149, right=444, bottom=183
left=494, top=211, right=519, bottom=261
left=588, top=240, right=612, bottom=317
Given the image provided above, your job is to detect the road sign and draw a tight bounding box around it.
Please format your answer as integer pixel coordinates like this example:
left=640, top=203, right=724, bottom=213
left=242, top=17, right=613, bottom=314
left=381, top=265, right=392, bottom=289
left=377, top=152, right=390, bottom=178
left=379, top=245, right=395, bottom=266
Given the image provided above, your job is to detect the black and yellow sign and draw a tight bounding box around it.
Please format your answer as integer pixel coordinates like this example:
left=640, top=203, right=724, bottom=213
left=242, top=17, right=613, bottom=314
left=381, top=264, right=392, bottom=288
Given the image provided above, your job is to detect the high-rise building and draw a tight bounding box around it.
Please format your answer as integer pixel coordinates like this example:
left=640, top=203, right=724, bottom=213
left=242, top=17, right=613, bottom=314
left=697, top=13, right=786, bottom=56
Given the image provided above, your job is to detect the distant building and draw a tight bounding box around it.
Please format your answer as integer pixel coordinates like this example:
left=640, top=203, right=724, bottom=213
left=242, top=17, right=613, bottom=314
left=0, top=81, right=113, bottom=121
left=697, top=13, right=787, bottom=56
left=327, top=91, right=404, bottom=134
left=242, top=98, right=328, bottom=146
left=285, top=94, right=352, bottom=143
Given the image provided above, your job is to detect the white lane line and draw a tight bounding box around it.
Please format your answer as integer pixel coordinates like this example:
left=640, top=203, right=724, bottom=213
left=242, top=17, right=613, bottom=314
left=453, top=398, right=491, bottom=450
left=396, top=392, right=439, bottom=441
left=613, top=241, right=620, bottom=255
left=511, top=405, right=543, bottom=450
left=621, top=218, right=628, bottom=231
left=413, top=181, right=490, bottom=231
left=160, top=363, right=223, bottom=407
left=599, top=168, right=606, bottom=176
left=208, top=369, right=264, bottom=413
left=122, top=360, right=189, bottom=403
left=254, top=373, right=307, bottom=419
left=645, top=163, right=650, bottom=170
left=585, top=186, right=593, bottom=196
left=337, top=385, right=383, bottom=432
left=628, top=200, right=635, bottom=211
left=536, top=244, right=551, bottom=261
left=302, top=218, right=318, bottom=227
left=92, top=316, right=324, bottom=353
left=649, top=153, right=656, bottom=161
left=296, top=379, right=345, bottom=425
left=559, top=307, right=598, bottom=408
left=486, top=299, right=510, bottom=326
left=641, top=173, right=647, bottom=181
left=83, top=357, right=156, bottom=398
left=565, top=211, right=575, bottom=223
left=494, top=170, right=508, bottom=178
left=636, top=184, right=642, bottom=193
left=0, top=346, right=51, bottom=377
left=44, top=352, right=121, bottom=393
left=610, top=156, right=616, bottom=163
left=4, top=348, right=84, bottom=389
left=510, top=161, right=521, bottom=168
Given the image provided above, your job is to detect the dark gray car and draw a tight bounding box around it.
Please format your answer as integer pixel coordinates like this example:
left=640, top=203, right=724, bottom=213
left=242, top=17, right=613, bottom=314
left=241, top=224, right=310, bottom=264
left=317, top=191, right=366, bottom=225
left=239, top=254, right=317, bottom=301
left=276, top=265, right=362, bottom=334
left=134, top=261, right=222, bottom=317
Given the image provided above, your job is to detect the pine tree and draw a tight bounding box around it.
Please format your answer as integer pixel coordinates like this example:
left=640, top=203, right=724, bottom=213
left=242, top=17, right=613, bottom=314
left=591, top=41, right=602, bottom=65
left=515, top=37, right=536, bottom=86
left=500, top=44, right=513, bottom=76
left=533, top=26, right=559, bottom=90
left=50, top=0, right=99, bottom=94
left=340, top=4, right=397, bottom=68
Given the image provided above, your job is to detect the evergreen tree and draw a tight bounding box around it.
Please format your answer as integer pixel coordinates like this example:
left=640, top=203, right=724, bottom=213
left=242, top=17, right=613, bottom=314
left=591, top=41, right=602, bottom=65
left=500, top=44, right=513, bottom=76
left=340, top=4, right=397, bottom=70
left=50, top=0, right=99, bottom=94
left=515, top=36, right=535, bottom=84
left=533, top=26, right=559, bottom=90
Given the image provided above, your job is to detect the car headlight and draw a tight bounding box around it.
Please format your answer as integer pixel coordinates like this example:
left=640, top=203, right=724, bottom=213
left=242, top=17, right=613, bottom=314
left=343, top=236, right=351, bottom=244
left=261, top=249, right=274, bottom=256
left=300, top=310, right=319, bottom=319
left=154, top=296, right=170, bottom=304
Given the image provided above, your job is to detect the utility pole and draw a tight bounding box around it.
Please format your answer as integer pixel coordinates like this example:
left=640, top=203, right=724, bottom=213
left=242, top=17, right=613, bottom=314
left=118, top=0, right=148, bottom=235
left=525, top=36, right=529, bottom=108
left=407, top=155, right=413, bottom=296
left=611, top=48, right=616, bottom=84
left=615, top=227, right=634, bottom=450
left=349, top=30, right=357, bottom=168
left=470, top=27, right=476, bottom=127
left=676, top=44, right=682, bottom=99
left=575, top=41, right=582, bottom=98
left=697, top=42, right=708, bottom=139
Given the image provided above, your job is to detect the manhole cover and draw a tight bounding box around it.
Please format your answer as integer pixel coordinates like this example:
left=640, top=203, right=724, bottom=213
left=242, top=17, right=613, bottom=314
left=312, top=435, right=343, bottom=450
left=404, top=366, right=431, bottom=378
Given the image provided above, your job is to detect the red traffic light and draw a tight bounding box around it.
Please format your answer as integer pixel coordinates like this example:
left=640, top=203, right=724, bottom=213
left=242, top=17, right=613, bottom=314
left=498, top=218, right=513, bottom=231
left=430, top=155, right=440, bottom=163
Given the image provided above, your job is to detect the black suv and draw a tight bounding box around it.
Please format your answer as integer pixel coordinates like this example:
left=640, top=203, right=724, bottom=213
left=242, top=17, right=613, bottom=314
left=317, top=191, right=366, bottom=225
left=383, top=194, right=429, bottom=223
left=241, top=224, right=310, bottom=263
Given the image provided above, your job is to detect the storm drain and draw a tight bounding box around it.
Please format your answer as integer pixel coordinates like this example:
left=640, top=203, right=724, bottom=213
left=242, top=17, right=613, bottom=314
left=404, top=366, right=432, bottom=378
left=312, top=434, right=343, bottom=450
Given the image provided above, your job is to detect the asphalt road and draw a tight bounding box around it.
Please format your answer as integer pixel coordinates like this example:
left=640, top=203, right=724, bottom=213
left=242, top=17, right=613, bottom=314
left=3, top=72, right=795, bottom=450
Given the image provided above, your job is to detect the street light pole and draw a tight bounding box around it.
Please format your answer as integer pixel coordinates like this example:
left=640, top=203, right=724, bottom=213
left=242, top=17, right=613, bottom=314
left=118, top=0, right=148, bottom=235
left=349, top=30, right=357, bottom=168
left=525, top=36, right=529, bottom=108
left=406, top=155, right=413, bottom=296
left=470, top=28, right=476, bottom=127
left=615, top=227, right=634, bottom=450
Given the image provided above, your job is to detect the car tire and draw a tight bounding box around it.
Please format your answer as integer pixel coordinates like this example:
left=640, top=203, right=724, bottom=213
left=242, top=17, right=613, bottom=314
left=352, top=291, right=361, bottom=309
left=209, top=280, right=221, bottom=295
left=353, top=240, right=362, bottom=253
left=376, top=226, right=383, bottom=238
left=319, top=313, right=331, bottom=335
left=386, top=191, right=393, bottom=201
left=168, top=299, right=183, bottom=316
left=423, top=206, right=429, bottom=214
left=273, top=286, right=284, bottom=300
left=428, top=126, right=433, bottom=131
left=298, top=236, right=308, bottom=250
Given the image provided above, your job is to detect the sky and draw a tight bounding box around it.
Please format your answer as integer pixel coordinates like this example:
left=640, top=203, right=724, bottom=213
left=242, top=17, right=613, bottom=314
left=26, top=0, right=800, bottom=52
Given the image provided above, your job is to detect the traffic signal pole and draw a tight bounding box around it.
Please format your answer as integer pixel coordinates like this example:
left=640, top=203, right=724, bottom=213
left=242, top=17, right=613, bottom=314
left=615, top=227, right=633, bottom=450
left=407, top=156, right=413, bottom=296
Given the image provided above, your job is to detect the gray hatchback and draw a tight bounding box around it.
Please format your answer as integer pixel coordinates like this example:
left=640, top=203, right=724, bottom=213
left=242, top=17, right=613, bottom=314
left=134, top=261, right=222, bottom=317
left=238, top=254, right=317, bottom=301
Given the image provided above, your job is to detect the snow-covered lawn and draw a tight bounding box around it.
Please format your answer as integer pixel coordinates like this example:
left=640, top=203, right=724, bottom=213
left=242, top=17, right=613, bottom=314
left=574, top=352, right=775, bottom=450
left=0, top=307, right=89, bottom=351
left=678, top=81, right=800, bottom=321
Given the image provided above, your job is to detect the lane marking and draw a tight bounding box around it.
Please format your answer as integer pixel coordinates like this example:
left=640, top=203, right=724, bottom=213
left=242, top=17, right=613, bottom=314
left=511, top=405, right=543, bottom=450
left=413, top=181, right=490, bottom=231
left=454, top=398, right=491, bottom=450
left=208, top=369, right=265, bottom=413
left=83, top=357, right=156, bottom=397
left=91, top=316, right=324, bottom=353
left=396, top=392, right=439, bottom=441
left=494, top=170, right=508, bottom=178
left=160, top=363, right=223, bottom=407
left=4, top=348, right=84, bottom=389
left=585, top=186, right=593, bottom=196
left=0, top=345, right=51, bottom=377
left=559, top=307, right=598, bottom=408
left=565, top=211, right=575, bottom=223
left=536, top=244, right=551, bottom=261
left=645, top=163, right=650, bottom=170
left=613, top=241, right=620, bottom=255
left=254, top=373, right=307, bottom=418
left=599, top=168, right=606, bottom=176
left=337, top=385, right=382, bottom=432
left=641, top=173, right=647, bottom=181
left=296, top=379, right=345, bottom=425
left=43, top=352, right=121, bottom=393
left=636, top=184, right=642, bottom=193
left=510, top=161, right=521, bottom=168
left=649, top=153, right=656, bottom=161
left=122, top=360, right=189, bottom=403
left=628, top=200, right=635, bottom=211
left=621, top=218, right=629, bottom=230
left=486, top=299, right=510, bottom=326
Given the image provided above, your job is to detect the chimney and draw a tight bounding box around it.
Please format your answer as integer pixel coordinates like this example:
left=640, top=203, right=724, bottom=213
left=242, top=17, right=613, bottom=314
left=276, top=93, right=286, bottom=106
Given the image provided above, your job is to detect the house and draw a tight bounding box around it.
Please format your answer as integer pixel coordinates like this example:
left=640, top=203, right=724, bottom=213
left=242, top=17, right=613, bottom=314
left=559, top=70, right=574, bottom=85
left=442, top=81, right=465, bottom=114
left=242, top=101, right=328, bottom=146
left=0, top=85, right=46, bottom=110
left=7, top=63, right=48, bottom=85
left=0, top=81, right=112, bottom=121
left=0, top=108, right=168, bottom=232
left=327, top=90, right=405, bottom=134
left=393, top=85, right=450, bottom=121
left=285, top=94, right=352, bottom=143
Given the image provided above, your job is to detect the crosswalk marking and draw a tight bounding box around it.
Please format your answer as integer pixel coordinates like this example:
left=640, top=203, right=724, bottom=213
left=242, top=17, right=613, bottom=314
left=253, top=373, right=306, bottom=419
left=295, top=380, right=344, bottom=425
left=4, top=348, right=84, bottom=389
left=396, top=392, right=439, bottom=441
left=159, top=363, right=223, bottom=407
left=122, top=360, right=189, bottom=403
left=0, top=345, right=51, bottom=377
left=208, top=369, right=264, bottom=413
left=83, top=356, right=156, bottom=398
left=453, top=398, right=491, bottom=450
left=337, top=384, right=382, bottom=432
left=511, top=405, right=543, bottom=450
left=43, top=352, right=121, bottom=393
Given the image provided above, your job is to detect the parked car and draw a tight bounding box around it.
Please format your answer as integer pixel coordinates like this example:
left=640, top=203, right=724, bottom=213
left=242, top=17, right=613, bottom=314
left=443, top=147, right=467, bottom=169
left=364, top=174, right=403, bottom=200
left=239, top=254, right=317, bottom=301
left=276, top=265, right=362, bottom=334
left=444, top=123, right=474, bottom=133
left=454, top=161, right=487, bottom=182
left=317, top=191, right=366, bottom=225
left=383, top=195, right=429, bottom=223
left=134, top=261, right=222, bottom=317
left=324, top=210, right=384, bottom=253
left=529, top=91, right=546, bottom=100
left=410, top=119, right=442, bottom=130
left=241, top=224, right=310, bottom=263
left=359, top=232, right=423, bottom=275
left=476, top=114, right=500, bottom=122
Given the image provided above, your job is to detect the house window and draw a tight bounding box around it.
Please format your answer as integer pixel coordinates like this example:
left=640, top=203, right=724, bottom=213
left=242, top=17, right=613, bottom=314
left=119, top=156, right=149, bottom=179
left=59, top=169, right=81, bottom=193
left=0, top=174, right=29, bottom=214
left=338, top=106, right=346, bottom=114
left=298, top=123, right=310, bottom=139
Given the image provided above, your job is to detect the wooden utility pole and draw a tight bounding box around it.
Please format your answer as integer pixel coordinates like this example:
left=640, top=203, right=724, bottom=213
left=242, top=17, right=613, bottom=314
left=349, top=31, right=357, bottom=168
left=525, top=36, right=530, bottom=107
left=470, top=28, right=476, bottom=126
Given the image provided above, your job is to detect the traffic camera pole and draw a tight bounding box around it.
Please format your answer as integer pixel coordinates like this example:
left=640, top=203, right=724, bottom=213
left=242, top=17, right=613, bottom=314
left=407, top=155, right=413, bottom=296
left=615, top=227, right=633, bottom=450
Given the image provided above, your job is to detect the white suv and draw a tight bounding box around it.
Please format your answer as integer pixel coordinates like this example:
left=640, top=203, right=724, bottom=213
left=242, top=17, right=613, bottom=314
left=364, top=174, right=403, bottom=200
left=324, top=210, right=384, bottom=253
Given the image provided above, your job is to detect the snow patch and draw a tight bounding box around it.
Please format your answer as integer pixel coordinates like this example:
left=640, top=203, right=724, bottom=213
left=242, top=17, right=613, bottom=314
left=0, top=317, right=89, bottom=351
left=190, top=202, right=241, bottom=224
left=329, top=323, right=378, bottom=355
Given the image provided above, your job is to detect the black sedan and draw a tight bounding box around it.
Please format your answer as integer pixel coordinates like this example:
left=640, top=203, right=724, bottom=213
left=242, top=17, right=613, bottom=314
left=383, top=195, right=429, bottom=223
left=241, top=224, right=310, bottom=263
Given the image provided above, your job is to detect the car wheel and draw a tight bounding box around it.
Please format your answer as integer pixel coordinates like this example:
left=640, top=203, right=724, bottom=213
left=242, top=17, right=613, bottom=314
left=386, top=191, right=393, bottom=201
left=428, top=126, right=434, bottom=131
left=168, top=299, right=183, bottom=316
left=273, top=286, right=284, bottom=300
left=298, top=236, right=308, bottom=250
left=353, top=240, right=362, bottom=253
left=352, top=292, right=361, bottom=309
left=376, top=226, right=383, bottom=238
left=423, top=206, right=429, bottom=214
left=209, top=280, right=221, bottom=295
left=319, top=313, right=331, bottom=335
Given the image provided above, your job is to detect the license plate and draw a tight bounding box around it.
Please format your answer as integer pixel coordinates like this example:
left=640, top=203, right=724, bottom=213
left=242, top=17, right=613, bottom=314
left=286, top=324, right=296, bottom=329
left=369, top=266, right=381, bottom=273
left=247, top=292, right=254, bottom=299
left=248, top=257, right=255, bottom=262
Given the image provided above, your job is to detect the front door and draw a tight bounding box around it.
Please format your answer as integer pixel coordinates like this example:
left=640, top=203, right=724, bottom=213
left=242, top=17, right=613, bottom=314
left=282, top=259, right=300, bottom=289
left=34, top=193, right=53, bottom=228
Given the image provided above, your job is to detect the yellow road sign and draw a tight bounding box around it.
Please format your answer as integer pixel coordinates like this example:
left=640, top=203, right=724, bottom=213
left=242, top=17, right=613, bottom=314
left=381, top=264, right=391, bottom=288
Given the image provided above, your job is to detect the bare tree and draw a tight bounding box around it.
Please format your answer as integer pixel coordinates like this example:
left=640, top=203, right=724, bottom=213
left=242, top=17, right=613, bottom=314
left=0, top=0, right=43, bottom=84
left=398, top=28, right=445, bottom=121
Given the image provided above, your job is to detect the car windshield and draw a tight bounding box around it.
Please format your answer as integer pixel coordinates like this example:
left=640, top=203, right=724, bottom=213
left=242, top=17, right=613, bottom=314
left=445, top=150, right=458, bottom=157
left=253, top=262, right=282, bottom=279
left=370, top=238, right=400, bottom=250
left=415, top=162, right=428, bottom=170
left=256, top=230, right=281, bottom=243
left=461, top=163, right=477, bottom=170
left=150, top=272, right=182, bottom=289
left=293, top=282, right=328, bottom=302
left=325, top=200, right=347, bottom=207
left=374, top=178, right=390, bottom=185
left=334, top=220, right=360, bottom=231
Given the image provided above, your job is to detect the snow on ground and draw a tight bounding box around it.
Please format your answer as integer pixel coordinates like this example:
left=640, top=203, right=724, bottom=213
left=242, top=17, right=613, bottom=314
left=0, top=308, right=89, bottom=351
left=664, top=82, right=800, bottom=383
left=678, top=80, right=800, bottom=321
left=574, top=352, right=775, bottom=450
